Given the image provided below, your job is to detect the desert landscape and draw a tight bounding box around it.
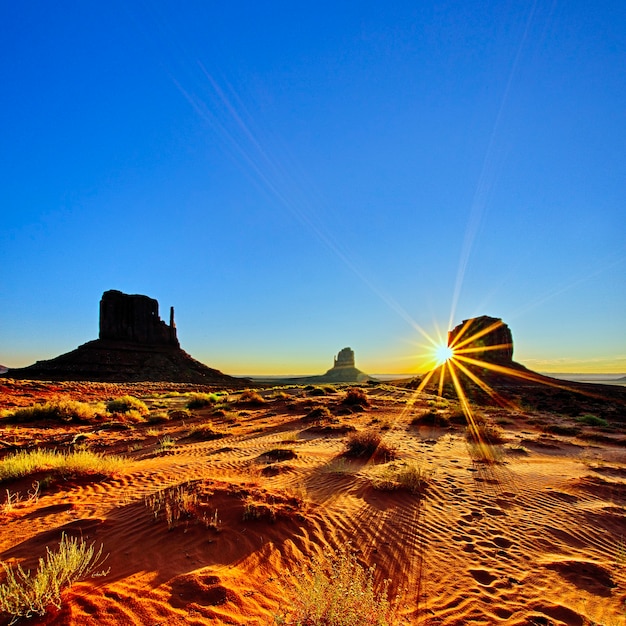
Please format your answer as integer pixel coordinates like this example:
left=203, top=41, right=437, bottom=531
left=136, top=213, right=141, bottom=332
left=1, top=374, right=625, bottom=625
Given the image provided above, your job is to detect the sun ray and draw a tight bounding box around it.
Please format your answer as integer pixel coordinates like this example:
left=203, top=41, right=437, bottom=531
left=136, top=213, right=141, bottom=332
left=451, top=357, right=517, bottom=410
left=450, top=319, right=507, bottom=351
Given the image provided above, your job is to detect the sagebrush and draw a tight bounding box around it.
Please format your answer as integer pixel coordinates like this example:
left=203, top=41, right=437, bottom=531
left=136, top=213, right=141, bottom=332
left=277, top=545, right=395, bottom=625
left=0, top=534, right=108, bottom=620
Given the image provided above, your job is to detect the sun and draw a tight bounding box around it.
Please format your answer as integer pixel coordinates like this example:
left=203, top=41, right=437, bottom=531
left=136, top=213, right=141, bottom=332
left=434, top=344, right=454, bottom=365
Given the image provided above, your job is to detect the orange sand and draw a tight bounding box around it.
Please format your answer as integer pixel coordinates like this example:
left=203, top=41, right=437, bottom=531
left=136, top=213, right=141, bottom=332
left=1, top=381, right=625, bottom=625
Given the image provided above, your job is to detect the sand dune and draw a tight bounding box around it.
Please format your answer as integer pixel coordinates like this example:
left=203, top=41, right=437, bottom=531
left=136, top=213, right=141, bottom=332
left=0, top=380, right=625, bottom=625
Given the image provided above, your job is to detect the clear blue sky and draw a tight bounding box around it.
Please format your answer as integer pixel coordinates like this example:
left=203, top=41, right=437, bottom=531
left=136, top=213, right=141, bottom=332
left=1, top=1, right=625, bottom=375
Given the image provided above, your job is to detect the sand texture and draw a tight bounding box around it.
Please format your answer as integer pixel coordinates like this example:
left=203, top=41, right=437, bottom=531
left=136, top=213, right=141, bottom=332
left=1, top=379, right=625, bottom=625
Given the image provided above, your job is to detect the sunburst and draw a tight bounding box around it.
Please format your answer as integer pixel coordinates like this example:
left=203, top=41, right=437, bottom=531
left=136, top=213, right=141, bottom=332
left=405, top=318, right=605, bottom=464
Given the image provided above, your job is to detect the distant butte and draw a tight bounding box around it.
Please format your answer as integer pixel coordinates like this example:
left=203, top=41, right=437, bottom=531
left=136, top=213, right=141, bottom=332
left=4, top=290, right=247, bottom=386
left=294, top=347, right=374, bottom=384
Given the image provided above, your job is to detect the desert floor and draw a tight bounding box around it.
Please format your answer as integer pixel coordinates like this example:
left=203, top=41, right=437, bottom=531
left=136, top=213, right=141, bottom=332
left=0, top=379, right=625, bottom=625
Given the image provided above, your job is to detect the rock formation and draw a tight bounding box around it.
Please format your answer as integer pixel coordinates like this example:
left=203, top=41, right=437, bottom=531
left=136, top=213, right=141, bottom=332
left=4, top=291, right=247, bottom=386
left=447, top=315, right=513, bottom=364
left=99, top=290, right=179, bottom=347
left=285, top=347, right=374, bottom=384
left=333, top=347, right=355, bottom=369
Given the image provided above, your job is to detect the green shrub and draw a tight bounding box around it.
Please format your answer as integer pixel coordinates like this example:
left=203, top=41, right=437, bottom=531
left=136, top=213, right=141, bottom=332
left=277, top=545, right=395, bottom=625
left=1, top=400, right=99, bottom=424
left=575, top=414, right=609, bottom=428
left=106, top=396, right=149, bottom=416
left=0, top=534, right=108, bottom=621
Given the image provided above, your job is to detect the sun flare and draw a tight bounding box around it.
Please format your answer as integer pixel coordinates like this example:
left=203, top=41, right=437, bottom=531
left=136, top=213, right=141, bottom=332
left=434, top=344, right=454, bottom=365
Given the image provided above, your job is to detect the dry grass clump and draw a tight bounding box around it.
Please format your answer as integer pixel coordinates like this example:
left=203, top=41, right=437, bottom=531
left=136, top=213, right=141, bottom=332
left=237, top=390, right=266, bottom=407
left=371, top=462, right=430, bottom=495
left=344, top=431, right=396, bottom=462
left=0, top=449, right=125, bottom=483
left=0, top=533, right=108, bottom=621
left=277, top=545, right=395, bottom=625
left=466, top=417, right=506, bottom=445
left=343, top=388, right=369, bottom=408
left=1, top=400, right=101, bottom=424
left=410, top=409, right=449, bottom=427
left=106, top=396, right=149, bottom=416
left=185, top=422, right=225, bottom=441
left=185, top=392, right=220, bottom=409
left=145, top=482, right=219, bottom=531
left=302, top=406, right=333, bottom=423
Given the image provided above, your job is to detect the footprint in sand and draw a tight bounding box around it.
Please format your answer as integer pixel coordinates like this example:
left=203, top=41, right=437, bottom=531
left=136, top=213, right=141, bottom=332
left=469, top=568, right=498, bottom=586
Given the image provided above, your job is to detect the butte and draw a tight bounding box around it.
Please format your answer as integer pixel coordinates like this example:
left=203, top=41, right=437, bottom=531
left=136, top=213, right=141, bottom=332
left=4, top=290, right=247, bottom=386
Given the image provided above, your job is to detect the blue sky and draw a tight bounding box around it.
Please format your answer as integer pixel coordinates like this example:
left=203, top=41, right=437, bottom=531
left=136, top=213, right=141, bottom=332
left=1, top=1, right=625, bottom=375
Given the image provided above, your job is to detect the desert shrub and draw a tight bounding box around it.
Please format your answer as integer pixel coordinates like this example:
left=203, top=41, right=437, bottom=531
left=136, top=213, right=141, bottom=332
left=466, top=419, right=505, bottom=445
left=156, top=436, right=176, bottom=452
left=0, top=534, right=108, bottom=621
left=146, top=411, right=170, bottom=424
left=1, top=400, right=99, bottom=424
left=372, top=462, right=430, bottom=495
left=0, top=449, right=125, bottom=483
left=237, top=390, right=266, bottom=406
left=307, top=387, right=327, bottom=397
left=410, top=409, right=449, bottom=427
left=186, top=392, right=220, bottom=409
left=344, top=431, right=395, bottom=462
left=576, top=414, right=609, bottom=428
left=343, top=388, right=369, bottom=407
left=302, top=406, right=333, bottom=423
left=277, top=545, right=395, bottom=625
left=448, top=409, right=467, bottom=425
left=145, top=482, right=218, bottom=530
left=106, top=396, right=149, bottom=416
left=185, top=423, right=225, bottom=441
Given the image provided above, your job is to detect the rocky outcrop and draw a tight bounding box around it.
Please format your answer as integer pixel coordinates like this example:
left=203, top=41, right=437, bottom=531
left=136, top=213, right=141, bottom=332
left=4, top=291, right=247, bottom=386
left=333, top=347, right=356, bottom=369
left=282, top=347, right=374, bottom=384
left=448, top=315, right=513, bottom=364
left=99, top=290, right=179, bottom=347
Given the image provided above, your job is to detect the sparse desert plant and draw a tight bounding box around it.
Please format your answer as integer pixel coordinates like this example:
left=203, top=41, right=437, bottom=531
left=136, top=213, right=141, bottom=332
left=185, top=422, right=225, bottom=441
left=237, top=390, right=266, bottom=406
left=277, top=544, right=395, bottom=626
left=145, top=482, right=218, bottom=530
left=157, top=435, right=176, bottom=452
left=1, top=400, right=100, bottom=424
left=185, top=392, right=220, bottom=409
left=576, top=414, right=609, bottom=428
left=302, top=406, right=333, bottom=423
left=344, top=430, right=396, bottom=462
left=106, top=396, right=149, bottom=416
left=0, top=533, right=108, bottom=621
left=307, top=386, right=327, bottom=397
left=0, top=449, right=125, bottom=483
left=343, top=387, right=369, bottom=407
left=146, top=411, right=170, bottom=424
left=372, top=462, right=430, bottom=495
left=466, top=418, right=506, bottom=445
left=410, top=409, right=449, bottom=427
